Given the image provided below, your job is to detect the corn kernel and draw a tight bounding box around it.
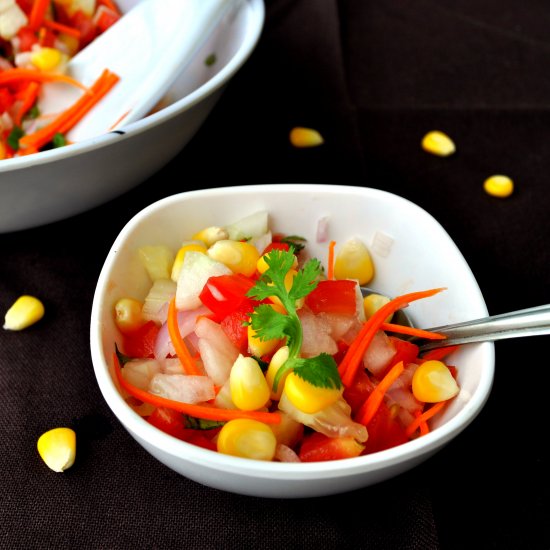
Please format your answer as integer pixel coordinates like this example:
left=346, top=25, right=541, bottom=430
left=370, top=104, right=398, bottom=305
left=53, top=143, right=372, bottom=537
left=230, top=355, right=271, bottom=411
left=483, top=175, right=514, bottom=198
left=421, top=130, right=456, bottom=157
left=138, top=245, right=174, bottom=281
left=363, top=293, right=393, bottom=322
left=289, top=127, right=324, bottom=148
left=192, top=226, right=229, bottom=246
left=412, top=360, right=459, bottom=403
left=114, top=297, right=143, bottom=333
left=3, top=295, right=44, bottom=330
left=31, top=47, right=64, bottom=71
left=170, top=242, right=208, bottom=281
left=37, top=427, right=76, bottom=472
left=265, top=345, right=290, bottom=400
left=207, top=240, right=260, bottom=277
left=217, top=418, right=277, bottom=461
left=334, top=238, right=374, bottom=285
left=283, top=371, right=342, bottom=414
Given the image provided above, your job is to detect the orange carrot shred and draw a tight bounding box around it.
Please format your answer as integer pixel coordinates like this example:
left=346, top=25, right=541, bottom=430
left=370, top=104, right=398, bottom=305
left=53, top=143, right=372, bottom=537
left=99, top=0, right=121, bottom=14
left=29, top=0, right=50, bottom=30
left=112, top=353, right=281, bottom=424
left=357, top=361, right=404, bottom=425
left=327, top=240, right=336, bottom=280
left=379, top=322, right=446, bottom=340
left=167, top=297, right=202, bottom=376
left=405, top=401, right=447, bottom=437
left=14, top=82, right=39, bottom=126
left=338, top=288, right=445, bottom=387
left=0, top=68, right=89, bottom=91
left=19, top=68, right=119, bottom=151
left=43, top=18, right=82, bottom=39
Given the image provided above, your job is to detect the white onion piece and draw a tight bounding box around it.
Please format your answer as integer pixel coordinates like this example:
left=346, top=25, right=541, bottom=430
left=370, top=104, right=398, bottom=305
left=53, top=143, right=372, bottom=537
left=195, top=317, right=239, bottom=385
left=153, top=305, right=211, bottom=360
left=316, top=216, right=330, bottom=243
left=149, top=374, right=215, bottom=404
left=251, top=231, right=272, bottom=254
left=299, top=308, right=338, bottom=357
left=363, top=331, right=396, bottom=376
left=278, top=394, right=368, bottom=442
left=225, top=210, right=268, bottom=241
left=142, top=278, right=176, bottom=324
left=121, top=359, right=161, bottom=390
left=161, top=358, right=185, bottom=375
left=275, top=444, right=301, bottom=463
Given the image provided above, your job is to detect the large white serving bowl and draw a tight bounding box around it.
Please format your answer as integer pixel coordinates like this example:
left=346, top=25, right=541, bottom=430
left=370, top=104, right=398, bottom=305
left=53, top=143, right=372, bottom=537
left=90, top=183, right=494, bottom=498
left=0, top=0, right=264, bottom=233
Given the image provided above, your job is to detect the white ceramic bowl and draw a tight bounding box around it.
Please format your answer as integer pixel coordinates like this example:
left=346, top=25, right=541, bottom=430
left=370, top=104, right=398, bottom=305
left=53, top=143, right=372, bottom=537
left=0, top=0, right=264, bottom=233
left=90, top=183, right=495, bottom=498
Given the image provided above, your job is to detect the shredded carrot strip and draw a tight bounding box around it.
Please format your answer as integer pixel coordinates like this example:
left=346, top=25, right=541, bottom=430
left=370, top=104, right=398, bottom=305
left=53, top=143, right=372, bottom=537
left=57, top=69, right=118, bottom=134
left=327, top=240, right=336, bottom=280
left=14, top=82, right=39, bottom=126
left=415, top=410, right=430, bottom=436
left=405, top=401, right=447, bottom=437
left=379, top=322, right=446, bottom=340
left=108, top=108, right=131, bottom=131
left=43, top=18, right=82, bottom=39
left=113, top=353, right=281, bottom=424
left=29, top=0, right=50, bottom=30
left=19, top=68, right=119, bottom=150
left=338, top=288, right=445, bottom=387
left=421, top=345, right=460, bottom=362
left=167, top=297, right=202, bottom=376
left=0, top=68, right=88, bottom=91
left=357, top=361, right=404, bottom=425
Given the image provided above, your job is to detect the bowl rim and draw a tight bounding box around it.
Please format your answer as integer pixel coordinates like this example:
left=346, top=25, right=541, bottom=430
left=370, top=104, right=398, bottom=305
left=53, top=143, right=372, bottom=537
left=0, top=0, right=265, bottom=174
left=90, top=183, right=495, bottom=478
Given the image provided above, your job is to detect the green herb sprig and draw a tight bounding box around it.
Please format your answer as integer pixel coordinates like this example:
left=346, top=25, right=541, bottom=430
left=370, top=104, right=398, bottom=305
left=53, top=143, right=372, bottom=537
left=246, top=249, right=342, bottom=392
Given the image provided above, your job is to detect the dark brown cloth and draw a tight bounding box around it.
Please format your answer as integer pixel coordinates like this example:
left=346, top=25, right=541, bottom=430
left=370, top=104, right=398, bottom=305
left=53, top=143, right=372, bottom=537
left=1, top=1, right=549, bottom=548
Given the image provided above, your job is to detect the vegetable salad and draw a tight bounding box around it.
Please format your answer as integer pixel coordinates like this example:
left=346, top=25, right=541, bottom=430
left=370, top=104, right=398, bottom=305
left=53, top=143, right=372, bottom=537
left=113, top=211, right=460, bottom=462
left=0, top=0, right=120, bottom=159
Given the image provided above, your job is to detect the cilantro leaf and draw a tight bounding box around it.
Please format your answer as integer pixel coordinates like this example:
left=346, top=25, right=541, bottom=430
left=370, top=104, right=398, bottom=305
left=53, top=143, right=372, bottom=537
left=247, top=248, right=343, bottom=392
left=292, top=354, right=342, bottom=390
left=184, top=415, right=225, bottom=430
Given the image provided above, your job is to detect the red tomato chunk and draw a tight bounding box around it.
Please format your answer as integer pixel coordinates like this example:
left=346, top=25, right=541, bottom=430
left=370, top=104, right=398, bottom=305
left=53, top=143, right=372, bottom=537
left=305, top=279, right=357, bottom=315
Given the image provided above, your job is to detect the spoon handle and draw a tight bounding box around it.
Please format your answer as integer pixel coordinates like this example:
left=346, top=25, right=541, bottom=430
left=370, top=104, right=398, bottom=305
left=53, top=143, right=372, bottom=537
left=417, top=304, right=550, bottom=352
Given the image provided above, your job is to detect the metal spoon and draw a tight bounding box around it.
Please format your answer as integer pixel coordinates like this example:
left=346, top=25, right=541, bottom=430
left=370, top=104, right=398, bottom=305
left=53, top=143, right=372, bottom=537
left=360, top=287, right=550, bottom=352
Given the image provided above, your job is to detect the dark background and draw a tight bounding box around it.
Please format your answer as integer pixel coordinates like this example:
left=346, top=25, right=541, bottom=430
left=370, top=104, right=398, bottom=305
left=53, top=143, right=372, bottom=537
left=1, top=1, right=549, bottom=548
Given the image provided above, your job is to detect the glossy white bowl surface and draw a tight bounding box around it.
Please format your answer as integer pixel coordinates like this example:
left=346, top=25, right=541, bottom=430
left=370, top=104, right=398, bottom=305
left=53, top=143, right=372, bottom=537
left=0, top=0, right=264, bottom=233
left=90, top=183, right=494, bottom=498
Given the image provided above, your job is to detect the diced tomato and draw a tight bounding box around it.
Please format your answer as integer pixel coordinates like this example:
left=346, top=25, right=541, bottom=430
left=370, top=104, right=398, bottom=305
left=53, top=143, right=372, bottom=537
left=0, top=89, right=14, bottom=114
left=185, top=430, right=219, bottom=452
left=147, top=407, right=188, bottom=440
left=16, top=26, right=38, bottom=52
left=305, top=279, right=357, bottom=316
left=262, top=242, right=290, bottom=255
left=121, top=320, right=159, bottom=358
left=360, top=401, right=409, bottom=455
left=147, top=408, right=219, bottom=450
left=93, top=5, right=121, bottom=33
left=199, top=273, right=256, bottom=322
left=70, top=10, right=97, bottom=47
left=387, top=336, right=419, bottom=369
left=344, top=369, right=375, bottom=415
left=39, top=28, right=56, bottom=47
left=299, top=432, right=365, bottom=462
left=333, top=339, right=349, bottom=365
left=220, top=301, right=253, bottom=353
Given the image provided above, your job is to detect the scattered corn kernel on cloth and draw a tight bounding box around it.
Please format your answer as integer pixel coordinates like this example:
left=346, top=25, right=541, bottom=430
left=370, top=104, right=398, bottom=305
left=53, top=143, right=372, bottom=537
left=1, top=1, right=549, bottom=548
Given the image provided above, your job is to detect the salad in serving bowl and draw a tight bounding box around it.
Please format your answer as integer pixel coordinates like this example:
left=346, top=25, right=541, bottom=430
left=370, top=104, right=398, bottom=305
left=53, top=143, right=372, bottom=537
left=91, top=184, right=494, bottom=497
